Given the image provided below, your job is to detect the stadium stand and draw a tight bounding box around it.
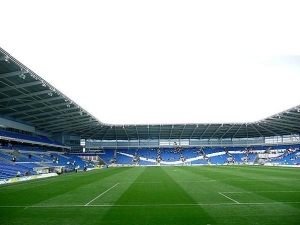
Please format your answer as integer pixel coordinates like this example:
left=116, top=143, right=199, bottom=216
left=2, top=137, right=300, bottom=180
left=0, top=130, right=64, bottom=147
left=1, top=47, right=300, bottom=182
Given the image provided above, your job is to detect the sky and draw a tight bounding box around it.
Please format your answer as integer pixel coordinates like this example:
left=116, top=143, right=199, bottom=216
left=1, top=0, right=300, bottom=125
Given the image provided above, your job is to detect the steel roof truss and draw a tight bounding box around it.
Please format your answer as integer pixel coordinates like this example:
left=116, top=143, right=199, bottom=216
left=19, top=106, right=77, bottom=121
left=199, top=124, right=211, bottom=139
left=0, top=80, right=42, bottom=93
left=209, top=124, right=224, bottom=140
left=0, top=70, right=24, bottom=79
left=266, top=119, right=299, bottom=130
left=260, top=122, right=294, bottom=135
left=220, top=124, right=236, bottom=138
left=101, top=127, right=113, bottom=140
left=86, top=126, right=107, bottom=140
left=232, top=124, right=244, bottom=139
left=255, top=124, right=279, bottom=136
left=4, top=96, right=63, bottom=111
left=179, top=124, right=186, bottom=140
left=0, top=90, right=53, bottom=104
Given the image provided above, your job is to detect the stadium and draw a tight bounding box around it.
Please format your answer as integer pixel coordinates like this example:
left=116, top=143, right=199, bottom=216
left=0, top=46, right=300, bottom=224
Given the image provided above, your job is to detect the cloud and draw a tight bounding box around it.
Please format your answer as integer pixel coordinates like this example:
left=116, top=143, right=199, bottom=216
left=1, top=0, right=300, bottom=124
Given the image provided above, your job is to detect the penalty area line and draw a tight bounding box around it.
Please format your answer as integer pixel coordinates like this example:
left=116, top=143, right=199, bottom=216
left=1, top=202, right=300, bottom=208
left=218, top=192, right=240, bottom=204
left=222, top=190, right=300, bottom=193
left=85, top=183, right=119, bottom=206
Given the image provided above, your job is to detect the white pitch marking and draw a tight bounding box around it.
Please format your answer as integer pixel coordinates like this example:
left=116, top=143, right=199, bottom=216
left=122, top=180, right=217, bottom=184
left=2, top=202, right=300, bottom=208
left=222, top=191, right=300, bottom=193
left=85, top=183, right=119, bottom=206
left=218, top=192, right=240, bottom=204
left=87, top=202, right=300, bottom=206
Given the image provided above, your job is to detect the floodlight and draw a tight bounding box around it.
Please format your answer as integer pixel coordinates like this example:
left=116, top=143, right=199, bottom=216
left=18, top=74, right=26, bottom=79
left=4, top=55, right=9, bottom=62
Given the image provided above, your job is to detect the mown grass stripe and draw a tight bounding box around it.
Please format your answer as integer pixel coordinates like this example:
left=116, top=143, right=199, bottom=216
left=1, top=166, right=300, bottom=225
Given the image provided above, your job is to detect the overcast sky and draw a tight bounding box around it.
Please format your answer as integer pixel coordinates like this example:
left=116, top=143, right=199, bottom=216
left=1, top=0, right=300, bottom=125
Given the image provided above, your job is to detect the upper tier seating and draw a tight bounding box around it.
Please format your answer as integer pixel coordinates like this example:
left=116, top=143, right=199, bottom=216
left=0, top=130, right=64, bottom=146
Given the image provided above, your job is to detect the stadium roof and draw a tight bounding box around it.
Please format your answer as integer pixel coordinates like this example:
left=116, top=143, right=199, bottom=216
left=1, top=47, right=300, bottom=141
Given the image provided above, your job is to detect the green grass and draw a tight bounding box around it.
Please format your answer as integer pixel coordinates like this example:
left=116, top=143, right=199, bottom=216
left=1, top=166, right=300, bottom=225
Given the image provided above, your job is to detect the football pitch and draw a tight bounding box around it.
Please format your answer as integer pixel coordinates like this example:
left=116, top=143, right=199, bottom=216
left=0, top=166, right=300, bottom=225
